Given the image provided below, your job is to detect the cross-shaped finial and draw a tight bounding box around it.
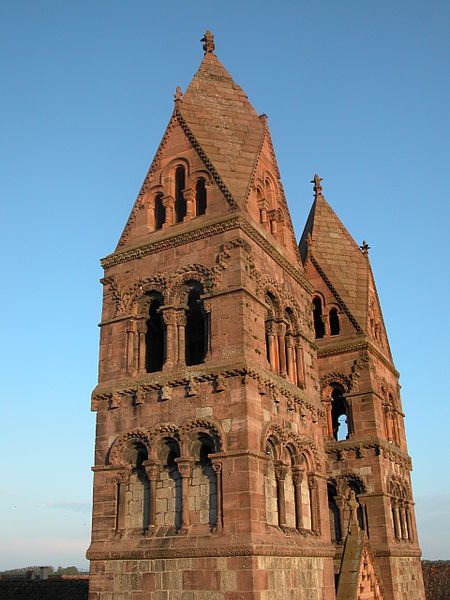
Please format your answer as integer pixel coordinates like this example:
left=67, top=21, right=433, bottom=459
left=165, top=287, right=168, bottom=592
left=360, top=241, right=370, bottom=256
left=201, top=30, right=215, bottom=54
left=311, top=174, right=323, bottom=198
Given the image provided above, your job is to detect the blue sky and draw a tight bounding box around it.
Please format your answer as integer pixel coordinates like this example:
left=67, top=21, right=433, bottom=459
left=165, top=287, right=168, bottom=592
left=0, top=1, right=448, bottom=569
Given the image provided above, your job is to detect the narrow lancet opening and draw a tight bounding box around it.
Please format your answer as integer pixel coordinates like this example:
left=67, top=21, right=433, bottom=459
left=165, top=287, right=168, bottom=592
left=185, top=286, right=207, bottom=366
left=313, top=297, right=325, bottom=339
left=145, top=294, right=165, bottom=372
left=154, top=193, right=165, bottom=230
left=331, top=386, right=352, bottom=441
left=329, top=308, right=340, bottom=335
left=196, top=178, right=207, bottom=216
left=175, top=166, right=186, bottom=223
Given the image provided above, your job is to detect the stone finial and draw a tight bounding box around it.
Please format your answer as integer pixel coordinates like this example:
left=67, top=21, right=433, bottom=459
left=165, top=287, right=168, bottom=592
left=360, top=240, right=370, bottom=256
left=174, top=86, right=183, bottom=102
left=311, top=174, right=323, bottom=198
left=201, top=30, right=215, bottom=54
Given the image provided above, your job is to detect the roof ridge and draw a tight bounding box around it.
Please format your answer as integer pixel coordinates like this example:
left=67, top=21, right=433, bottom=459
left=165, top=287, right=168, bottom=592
left=309, top=252, right=363, bottom=333
left=175, top=107, right=238, bottom=209
left=243, top=115, right=268, bottom=205
left=117, top=110, right=179, bottom=249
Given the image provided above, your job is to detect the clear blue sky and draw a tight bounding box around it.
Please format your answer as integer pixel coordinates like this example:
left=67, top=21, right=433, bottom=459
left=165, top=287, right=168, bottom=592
left=0, top=1, right=448, bottom=570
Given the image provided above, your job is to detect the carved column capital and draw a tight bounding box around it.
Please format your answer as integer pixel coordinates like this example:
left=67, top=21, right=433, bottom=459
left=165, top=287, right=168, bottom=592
left=183, top=187, right=195, bottom=201
left=274, top=463, right=288, bottom=482
left=175, top=459, right=193, bottom=479
left=114, top=468, right=131, bottom=485
left=308, top=474, right=318, bottom=490
left=143, top=461, right=161, bottom=481
left=211, top=462, right=223, bottom=475
left=292, top=467, right=305, bottom=486
left=162, top=194, right=174, bottom=208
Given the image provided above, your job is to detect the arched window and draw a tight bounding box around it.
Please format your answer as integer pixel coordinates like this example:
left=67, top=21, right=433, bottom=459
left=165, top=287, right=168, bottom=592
left=145, top=294, right=165, bottom=373
left=264, top=439, right=279, bottom=526
left=157, top=439, right=182, bottom=530
left=175, top=166, right=186, bottom=223
left=196, top=178, right=207, bottom=216
left=190, top=434, right=217, bottom=529
left=154, top=193, right=165, bottom=230
left=185, top=285, right=207, bottom=366
left=313, top=297, right=325, bottom=339
left=331, top=386, right=352, bottom=441
left=329, top=308, right=340, bottom=336
left=124, top=442, right=149, bottom=531
left=265, top=293, right=279, bottom=373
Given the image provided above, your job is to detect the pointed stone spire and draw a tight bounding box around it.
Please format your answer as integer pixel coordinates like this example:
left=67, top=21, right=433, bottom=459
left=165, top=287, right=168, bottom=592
left=201, top=30, right=215, bottom=54
left=179, top=36, right=264, bottom=205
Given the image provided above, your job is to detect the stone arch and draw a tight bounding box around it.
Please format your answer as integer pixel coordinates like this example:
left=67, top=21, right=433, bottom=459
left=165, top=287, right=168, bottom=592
left=320, top=373, right=353, bottom=394
left=263, top=285, right=282, bottom=319
left=124, top=275, right=167, bottom=314
left=191, top=167, right=213, bottom=186
left=179, top=417, right=225, bottom=457
left=147, top=423, right=180, bottom=461
left=167, top=265, right=214, bottom=306
left=159, top=156, right=192, bottom=182
left=261, top=422, right=285, bottom=455
left=108, top=430, right=151, bottom=466
left=336, top=472, right=367, bottom=496
left=263, top=170, right=279, bottom=210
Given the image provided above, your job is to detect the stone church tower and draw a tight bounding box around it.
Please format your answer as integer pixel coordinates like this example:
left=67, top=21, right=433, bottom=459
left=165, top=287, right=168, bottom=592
left=87, top=32, right=425, bottom=600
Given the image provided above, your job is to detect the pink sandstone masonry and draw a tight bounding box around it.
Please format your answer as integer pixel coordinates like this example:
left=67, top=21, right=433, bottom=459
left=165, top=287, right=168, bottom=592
left=87, top=31, right=426, bottom=600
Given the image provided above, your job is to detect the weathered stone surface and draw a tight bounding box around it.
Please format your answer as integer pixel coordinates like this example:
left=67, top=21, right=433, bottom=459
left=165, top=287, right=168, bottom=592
left=87, top=31, right=425, bottom=600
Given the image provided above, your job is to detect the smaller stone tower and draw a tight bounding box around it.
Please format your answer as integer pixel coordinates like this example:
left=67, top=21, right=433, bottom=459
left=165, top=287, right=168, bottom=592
left=300, top=176, right=426, bottom=600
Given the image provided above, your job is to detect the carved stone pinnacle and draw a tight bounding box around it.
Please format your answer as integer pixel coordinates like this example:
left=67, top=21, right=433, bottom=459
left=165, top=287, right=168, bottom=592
left=311, top=174, right=323, bottom=198
left=201, top=30, right=215, bottom=54
left=360, top=240, right=370, bottom=256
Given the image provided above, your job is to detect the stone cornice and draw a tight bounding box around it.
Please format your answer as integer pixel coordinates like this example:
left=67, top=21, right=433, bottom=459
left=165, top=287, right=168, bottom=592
left=101, top=214, right=312, bottom=294
left=102, top=214, right=240, bottom=268
left=86, top=543, right=335, bottom=561
left=325, top=437, right=412, bottom=471
left=91, top=363, right=323, bottom=417
left=317, top=339, right=399, bottom=378
left=309, top=253, right=363, bottom=333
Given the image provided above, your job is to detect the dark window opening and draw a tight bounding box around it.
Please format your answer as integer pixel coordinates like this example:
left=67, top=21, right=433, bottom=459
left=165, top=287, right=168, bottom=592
left=313, top=297, right=325, bottom=339
left=329, top=308, right=340, bottom=335
left=328, top=484, right=341, bottom=543
left=175, top=166, right=186, bottom=223
left=199, top=436, right=217, bottom=529
left=145, top=295, right=165, bottom=373
left=185, top=287, right=207, bottom=366
left=196, top=178, right=207, bottom=216
left=265, top=293, right=277, bottom=369
left=164, top=440, right=182, bottom=531
left=154, top=194, right=165, bottom=230
left=331, top=386, right=351, bottom=441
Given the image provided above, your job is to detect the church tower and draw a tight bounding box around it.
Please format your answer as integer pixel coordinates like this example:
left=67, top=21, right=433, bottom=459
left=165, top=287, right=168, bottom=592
left=299, top=176, right=425, bottom=600
left=87, top=33, right=425, bottom=600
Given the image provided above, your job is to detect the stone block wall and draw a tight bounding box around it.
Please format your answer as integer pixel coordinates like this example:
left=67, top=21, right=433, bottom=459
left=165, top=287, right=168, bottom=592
left=89, top=555, right=331, bottom=599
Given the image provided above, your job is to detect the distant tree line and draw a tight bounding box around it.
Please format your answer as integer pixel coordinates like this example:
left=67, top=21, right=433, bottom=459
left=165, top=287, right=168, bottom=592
left=0, top=566, right=82, bottom=577
left=422, top=561, right=450, bottom=600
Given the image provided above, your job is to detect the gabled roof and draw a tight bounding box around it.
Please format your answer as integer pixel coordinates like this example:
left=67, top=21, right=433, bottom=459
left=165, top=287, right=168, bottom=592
left=299, top=177, right=392, bottom=357
left=178, top=48, right=265, bottom=206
